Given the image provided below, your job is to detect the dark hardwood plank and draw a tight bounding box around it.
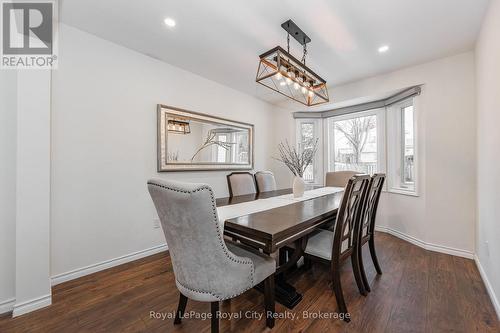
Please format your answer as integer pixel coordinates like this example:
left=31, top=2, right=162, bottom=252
left=342, top=235, right=409, bottom=333
left=453, top=256, right=499, bottom=332
left=0, top=233, right=498, bottom=333
left=385, top=245, right=429, bottom=333
left=426, top=253, right=467, bottom=333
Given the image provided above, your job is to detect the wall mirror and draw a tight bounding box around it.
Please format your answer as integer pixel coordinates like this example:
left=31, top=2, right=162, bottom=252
left=157, top=105, right=254, bottom=171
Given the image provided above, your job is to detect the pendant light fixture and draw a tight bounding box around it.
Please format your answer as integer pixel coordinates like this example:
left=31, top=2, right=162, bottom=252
left=167, top=119, right=191, bottom=134
left=256, top=20, right=329, bottom=107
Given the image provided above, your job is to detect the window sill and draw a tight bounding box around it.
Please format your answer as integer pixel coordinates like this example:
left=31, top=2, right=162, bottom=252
left=385, top=187, right=419, bottom=197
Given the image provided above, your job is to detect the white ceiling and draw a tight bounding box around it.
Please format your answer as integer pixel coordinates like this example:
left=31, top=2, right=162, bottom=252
left=60, top=0, right=490, bottom=109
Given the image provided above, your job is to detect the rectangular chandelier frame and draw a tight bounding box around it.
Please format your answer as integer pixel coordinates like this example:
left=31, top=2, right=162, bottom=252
left=256, top=46, right=329, bottom=107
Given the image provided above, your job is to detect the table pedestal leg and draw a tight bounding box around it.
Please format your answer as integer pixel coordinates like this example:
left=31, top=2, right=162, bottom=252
left=258, top=238, right=307, bottom=309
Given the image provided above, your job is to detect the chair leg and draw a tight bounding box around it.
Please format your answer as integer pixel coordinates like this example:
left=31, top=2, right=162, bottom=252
left=211, top=301, right=219, bottom=333
left=358, top=245, right=371, bottom=293
left=332, top=266, right=350, bottom=322
left=174, top=293, right=188, bottom=324
left=369, top=237, right=382, bottom=275
left=303, top=256, right=312, bottom=270
left=351, top=250, right=368, bottom=296
left=263, top=274, right=275, bottom=329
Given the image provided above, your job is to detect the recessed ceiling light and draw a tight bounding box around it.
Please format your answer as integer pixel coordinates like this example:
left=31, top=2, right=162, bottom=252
left=164, top=17, right=176, bottom=28
left=378, top=45, right=389, bottom=53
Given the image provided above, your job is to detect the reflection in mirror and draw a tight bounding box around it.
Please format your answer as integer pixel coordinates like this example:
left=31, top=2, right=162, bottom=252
left=158, top=105, right=253, bottom=171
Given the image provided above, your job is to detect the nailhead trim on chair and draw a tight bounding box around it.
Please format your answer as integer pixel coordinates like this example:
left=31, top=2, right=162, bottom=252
left=148, top=181, right=256, bottom=300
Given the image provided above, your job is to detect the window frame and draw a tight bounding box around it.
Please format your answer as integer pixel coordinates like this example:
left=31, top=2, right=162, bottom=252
left=295, top=118, right=323, bottom=185
left=386, top=97, right=419, bottom=196
left=324, top=108, right=386, bottom=177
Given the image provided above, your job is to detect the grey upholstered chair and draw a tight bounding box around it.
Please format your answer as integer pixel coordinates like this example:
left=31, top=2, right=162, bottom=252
left=303, top=175, right=370, bottom=321
left=254, top=171, right=277, bottom=193
left=227, top=172, right=257, bottom=196
left=325, top=171, right=360, bottom=187
left=147, top=179, right=276, bottom=332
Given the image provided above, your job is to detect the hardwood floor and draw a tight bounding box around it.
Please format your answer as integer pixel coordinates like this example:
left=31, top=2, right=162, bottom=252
left=0, top=232, right=498, bottom=332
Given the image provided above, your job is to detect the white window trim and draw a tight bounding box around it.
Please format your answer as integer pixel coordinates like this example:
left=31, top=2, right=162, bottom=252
left=295, top=118, right=323, bottom=185
left=324, top=108, right=386, bottom=178
left=386, top=97, right=419, bottom=196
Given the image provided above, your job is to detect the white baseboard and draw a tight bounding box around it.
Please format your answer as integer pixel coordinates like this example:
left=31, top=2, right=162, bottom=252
left=0, top=298, right=15, bottom=315
left=375, top=225, right=474, bottom=259
left=474, top=255, right=500, bottom=320
left=12, top=294, right=51, bottom=317
left=51, top=243, right=168, bottom=286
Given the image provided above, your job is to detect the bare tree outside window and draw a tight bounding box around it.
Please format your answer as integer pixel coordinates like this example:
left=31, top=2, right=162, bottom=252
left=335, top=117, right=375, bottom=163
left=331, top=115, right=378, bottom=175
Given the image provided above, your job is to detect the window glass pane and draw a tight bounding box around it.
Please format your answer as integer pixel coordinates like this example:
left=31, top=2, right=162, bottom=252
left=402, top=106, right=414, bottom=184
left=331, top=115, right=377, bottom=175
left=216, top=135, right=227, bottom=162
left=235, top=132, right=248, bottom=163
left=300, top=123, right=314, bottom=182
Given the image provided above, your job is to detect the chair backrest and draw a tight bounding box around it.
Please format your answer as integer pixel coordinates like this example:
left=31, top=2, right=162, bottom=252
left=325, top=171, right=360, bottom=187
left=360, top=174, right=385, bottom=243
left=227, top=172, right=257, bottom=196
left=331, top=175, right=370, bottom=264
left=254, top=171, right=277, bottom=193
left=147, top=179, right=254, bottom=301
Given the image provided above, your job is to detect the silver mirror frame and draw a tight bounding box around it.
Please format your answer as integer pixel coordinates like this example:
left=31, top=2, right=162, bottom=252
left=157, top=104, right=254, bottom=172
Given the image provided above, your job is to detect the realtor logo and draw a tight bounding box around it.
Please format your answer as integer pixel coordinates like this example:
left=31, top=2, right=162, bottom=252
left=1, top=0, right=58, bottom=69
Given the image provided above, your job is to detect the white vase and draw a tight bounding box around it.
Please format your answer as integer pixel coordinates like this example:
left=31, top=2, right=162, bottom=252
left=292, top=176, right=305, bottom=198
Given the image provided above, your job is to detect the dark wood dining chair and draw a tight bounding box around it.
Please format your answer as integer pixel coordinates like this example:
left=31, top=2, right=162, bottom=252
left=303, top=175, right=370, bottom=321
left=227, top=172, right=257, bottom=196
left=357, top=173, right=386, bottom=292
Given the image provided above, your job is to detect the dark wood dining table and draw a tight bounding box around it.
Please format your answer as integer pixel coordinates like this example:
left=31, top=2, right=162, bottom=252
left=216, top=187, right=344, bottom=309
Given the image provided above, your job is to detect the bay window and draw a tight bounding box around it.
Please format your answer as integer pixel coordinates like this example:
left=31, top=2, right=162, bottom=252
left=295, top=94, right=418, bottom=196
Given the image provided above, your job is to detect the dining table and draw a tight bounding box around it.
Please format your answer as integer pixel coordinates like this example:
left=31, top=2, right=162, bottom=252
left=216, top=187, right=344, bottom=309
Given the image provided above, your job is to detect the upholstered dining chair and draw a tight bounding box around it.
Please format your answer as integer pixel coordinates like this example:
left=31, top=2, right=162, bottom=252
left=357, top=173, right=386, bottom=292
left=147, top=179, right=276, bottom=332
left=254, top=171, right=277, bottom=193
left=227, top=172, right=257, bottom=196
left=325, top=171, right=360, bottom=187
left=303, top=175, right=370, bottom=321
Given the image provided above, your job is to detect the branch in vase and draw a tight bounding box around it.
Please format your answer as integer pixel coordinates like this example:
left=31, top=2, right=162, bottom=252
left=274, top=139, right=319, bottom=178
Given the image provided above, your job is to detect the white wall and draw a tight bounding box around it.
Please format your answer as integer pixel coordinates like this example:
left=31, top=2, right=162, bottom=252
left=475, top=0, right=500, bottom=317
left=274, top=52, right=477, bottom=256
left=13, top=70, right=52, bottom=316
left=0, top=71, right=17, bottom=313
left=50, top=24, right=280, bottom=278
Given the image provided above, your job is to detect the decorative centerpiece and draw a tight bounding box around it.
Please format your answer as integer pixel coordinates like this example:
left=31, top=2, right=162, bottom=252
left=275, top=139, right=319, bottom=197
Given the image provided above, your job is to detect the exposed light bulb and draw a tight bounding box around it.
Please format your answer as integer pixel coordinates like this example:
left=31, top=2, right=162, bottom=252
left=378, top=45, right=389, bottom=53
left=279, top=81, right=286, bottom=86
left=276, top=72, right=282, bottom=80
left=164, top=17, right=176, bottom=27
